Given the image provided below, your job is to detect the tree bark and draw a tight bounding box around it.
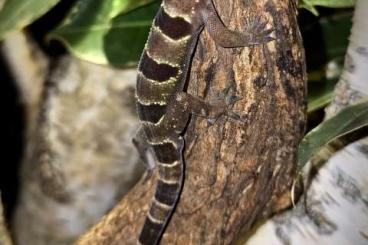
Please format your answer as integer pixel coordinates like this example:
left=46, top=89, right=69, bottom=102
left=75, top=0, right=306, bottom=244
left=246, top=1, right=368, bottom=244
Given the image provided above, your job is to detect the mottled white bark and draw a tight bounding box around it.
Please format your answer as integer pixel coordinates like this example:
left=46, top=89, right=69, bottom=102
left=1, top=31, right=48, bottom=136
left=3, top=32, right=144, bottom=245
left=245, top=1, right=368, bottom=244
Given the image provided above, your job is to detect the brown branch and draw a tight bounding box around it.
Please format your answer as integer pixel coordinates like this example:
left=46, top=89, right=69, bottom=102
left=75, top=0, right=306, bottom=244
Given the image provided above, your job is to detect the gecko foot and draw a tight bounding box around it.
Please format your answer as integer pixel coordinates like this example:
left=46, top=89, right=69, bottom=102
left=216, top=84, right=242, bottom=105
left=133, top=128, right=156, bottom=170
left=207, top=85, right=246, bottom=124
left=244, top=15, right=275, bottom=45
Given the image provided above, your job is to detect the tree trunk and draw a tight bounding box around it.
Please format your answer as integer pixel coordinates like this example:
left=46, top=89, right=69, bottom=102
left=75, top=0, right=306, bottom=244
left=246, top=0, right=368, bottom=244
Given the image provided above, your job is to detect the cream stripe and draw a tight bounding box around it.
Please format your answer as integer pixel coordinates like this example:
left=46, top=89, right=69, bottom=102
left=157, top=160, right=181, bottom=168
left=141, top=115, right=165, bottom=127
left=158, top=175, right=180, bottom=185
left=145, top=26, right=190, bottom=66
left=152, top=24, right=191, bottom=44
left=147, top=138, right=179, bottom=148
left=153, top=197, right=173, bottom=210
left=161, top=3, right=192, bottom=23
left=137, top=70, right=178, bottom=86
left=135, top=93, right=167, bottom=106
left=144, top=46, right=180, bottom=67
left=147, top=212, right=165, bottom=224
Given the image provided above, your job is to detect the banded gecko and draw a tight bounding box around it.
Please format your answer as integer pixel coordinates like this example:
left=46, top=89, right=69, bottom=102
left=134, top=0, right=273, bottom=244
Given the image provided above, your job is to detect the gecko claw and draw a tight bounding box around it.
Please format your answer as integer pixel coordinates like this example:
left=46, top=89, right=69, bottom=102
left=227, top=111, right=241, bottom=120
left=263, top=28, right=275, bottom=37
left=214, top=85, right=246, bottom=124
left=262, top=35, right=276, bottom=43
left=206, top=118, right=217, bottom=126
left=226, top=111, right=248, bottom=124
left=245, top=16, right=275, bottom=45
left=215, top=84, right=242, bottom=106
left=227, top=95, right=242, bottom=105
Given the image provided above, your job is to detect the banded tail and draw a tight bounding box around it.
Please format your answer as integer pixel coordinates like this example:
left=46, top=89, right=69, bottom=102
left=136, top=3, right=198, bottom=244
left=138, top=142, right=184, bottom=245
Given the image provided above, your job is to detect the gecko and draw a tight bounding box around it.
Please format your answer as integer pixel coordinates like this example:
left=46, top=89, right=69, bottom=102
left=134, top=0, right=274, bottom=244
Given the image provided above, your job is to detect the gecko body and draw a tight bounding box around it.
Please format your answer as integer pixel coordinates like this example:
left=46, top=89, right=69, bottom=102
left=134, top=1, right=273, bottom=244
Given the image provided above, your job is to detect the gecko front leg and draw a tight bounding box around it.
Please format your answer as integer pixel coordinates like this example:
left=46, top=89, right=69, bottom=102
left=202, top=0, right=274, bottom=48
left=133, top=127, right=157, bottom=171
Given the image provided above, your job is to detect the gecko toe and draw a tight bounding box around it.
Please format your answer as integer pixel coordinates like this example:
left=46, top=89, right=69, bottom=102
left=227, top=95, right=242, bottom=106
left=244, top=15, right=275, bottom=45
left=256, top=20, right=268, bottom=32
left=262, top=28, right=275, bottom=36
left=206, top=118, right=217, bottom=125
left=264, top=35, right=276, bottom=42
left=226, top=111, right=247, bottom=124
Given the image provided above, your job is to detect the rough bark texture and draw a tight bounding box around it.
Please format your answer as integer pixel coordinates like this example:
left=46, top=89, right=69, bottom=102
left=75, top=0, right=306, bottom=244
left=247, top=2, right=368, bottom=243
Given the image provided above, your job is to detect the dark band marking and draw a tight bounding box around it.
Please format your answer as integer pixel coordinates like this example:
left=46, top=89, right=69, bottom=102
left=154, top=180, right=180, bottom=206
left=139, top=51, right=178, bottom=82
left=146, top=26, right=189, bottom=66
left=152, top=143, right=181, bottom=163
left=136, top=73, right=176, bottom=104
left=149, top=202, right=171, bottom=223
left=138, top=216, right=163, bottom=245
left=137, top=103, right=166, bottom=124
left=154, top=8, right=192, bottom=40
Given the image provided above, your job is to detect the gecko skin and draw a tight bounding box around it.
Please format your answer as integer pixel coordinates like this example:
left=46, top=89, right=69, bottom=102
left=134, top=0, right=273, bottom=244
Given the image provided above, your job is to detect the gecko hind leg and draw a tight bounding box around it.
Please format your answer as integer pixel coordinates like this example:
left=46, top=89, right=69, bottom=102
left=169, top=89, right=245, bottom=130
left=133, top=126, right=156, bottom=170
left=206, top=85, right=244, bottom=124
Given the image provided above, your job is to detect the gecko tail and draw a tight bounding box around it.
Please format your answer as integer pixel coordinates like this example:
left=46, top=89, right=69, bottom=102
left=138, top=151, right=184, bottom=245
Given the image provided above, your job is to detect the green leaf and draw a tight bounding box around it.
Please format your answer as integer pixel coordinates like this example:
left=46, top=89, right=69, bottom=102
left=298, top=98, right=368, bottom=169
left=0, top=0, right=61, bottom=40
left=300, top=0, right=355, bottom=15
left=320, top=14, right=352, bottom=60
left=300, top=3, right=319, bottom=16
left=307, top=80, right=336, bottom=113
left=303, top=0, right=355, bottom=8
left=49, top=0, right=159, bottom=66
left=304, top=14, right=350, bottom=114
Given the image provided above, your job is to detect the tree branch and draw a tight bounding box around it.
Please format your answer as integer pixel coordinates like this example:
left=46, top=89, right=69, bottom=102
left=75, top=0, right=306, bottom=244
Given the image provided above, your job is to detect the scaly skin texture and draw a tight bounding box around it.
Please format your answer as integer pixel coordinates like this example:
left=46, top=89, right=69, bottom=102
left=134, top=0, right=273, bottom=244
